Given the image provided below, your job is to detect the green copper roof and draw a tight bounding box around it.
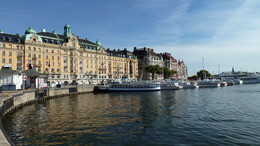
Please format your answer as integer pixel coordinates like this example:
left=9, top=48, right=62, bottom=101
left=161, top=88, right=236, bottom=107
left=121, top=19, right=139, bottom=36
left=64, top=22, right=71, bottom=28
left=96, top=40, right=102, bottom=46
left=25, top=26, right=37, bottom=34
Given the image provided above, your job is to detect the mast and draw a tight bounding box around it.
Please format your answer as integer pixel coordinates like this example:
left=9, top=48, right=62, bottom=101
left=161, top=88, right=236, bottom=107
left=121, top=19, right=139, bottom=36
left=202, top=58, right=205, bottom=80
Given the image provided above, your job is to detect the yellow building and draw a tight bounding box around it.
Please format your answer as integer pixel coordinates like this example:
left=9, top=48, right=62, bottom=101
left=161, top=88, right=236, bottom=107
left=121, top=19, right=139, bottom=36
left=0, top=24, right=138, bottom=85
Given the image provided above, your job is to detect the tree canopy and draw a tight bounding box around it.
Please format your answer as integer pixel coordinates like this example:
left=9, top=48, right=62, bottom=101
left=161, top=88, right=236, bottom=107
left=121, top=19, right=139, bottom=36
left=145, top=65, right=162, bottom=79
left=197, top=70, right=211, bottom=80
left=163, top=67, right=177, bottom=79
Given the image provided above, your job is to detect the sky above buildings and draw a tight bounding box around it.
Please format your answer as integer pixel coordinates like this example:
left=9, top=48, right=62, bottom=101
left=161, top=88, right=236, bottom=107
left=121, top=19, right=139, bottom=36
left=1, top=0, right=260, bottom=76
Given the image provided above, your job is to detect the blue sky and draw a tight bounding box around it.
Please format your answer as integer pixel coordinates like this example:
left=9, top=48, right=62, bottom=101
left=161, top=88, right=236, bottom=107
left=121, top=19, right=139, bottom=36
left=1, top=0, right=260, bottom=76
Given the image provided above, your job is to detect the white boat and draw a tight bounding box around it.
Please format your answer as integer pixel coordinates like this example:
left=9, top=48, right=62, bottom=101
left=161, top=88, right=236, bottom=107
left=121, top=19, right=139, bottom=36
left=160, top=81, right=182, bottom=90
left=233, top=78, right=243, bottom=84
left=239, top=77, right=260, bottom=84
left=178, top=81, right=199, bottom=89
left=197, top=80, right=220, bottom=88
left=94, top=80, right=161, bottom=92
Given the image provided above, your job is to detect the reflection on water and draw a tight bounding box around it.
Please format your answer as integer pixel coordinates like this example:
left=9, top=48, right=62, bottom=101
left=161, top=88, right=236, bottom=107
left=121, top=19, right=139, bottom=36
left=3, top=84, right=260, bottom=145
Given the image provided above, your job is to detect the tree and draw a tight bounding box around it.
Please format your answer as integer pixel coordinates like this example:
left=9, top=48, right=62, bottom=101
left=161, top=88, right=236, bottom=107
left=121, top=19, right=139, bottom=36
left=197, top=70, right=211, bottom=80
left=163, top=67, right=177, bottom=79
left=145, top=65, right=162, bottom=79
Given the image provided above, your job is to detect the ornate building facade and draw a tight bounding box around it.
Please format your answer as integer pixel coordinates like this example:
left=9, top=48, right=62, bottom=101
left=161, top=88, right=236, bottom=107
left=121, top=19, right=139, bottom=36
left=133, top=47, right=188, bottom=80
left=133, top=47, right=164, bottom=80
left=0, top=24, right=138, bottom=84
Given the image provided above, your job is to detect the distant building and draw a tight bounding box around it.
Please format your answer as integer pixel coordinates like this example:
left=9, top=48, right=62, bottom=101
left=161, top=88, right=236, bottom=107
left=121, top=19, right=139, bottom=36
left=177, top=60, right=188, bottom=80
left=133, top=47, right=164, bottom=80
left=23, top=65, right=48, bottom=89
left=0, top=64, right=23, bottom=90
left=106, top=48, right=138, bottom=79
left=161, top=52, right=179, bottom=78
left=161, top=52, right=188, bottom=80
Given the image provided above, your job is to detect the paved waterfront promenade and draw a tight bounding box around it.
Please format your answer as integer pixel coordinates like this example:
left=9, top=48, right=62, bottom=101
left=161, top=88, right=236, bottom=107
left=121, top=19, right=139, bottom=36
left=0, top=85, right=94, bottom=145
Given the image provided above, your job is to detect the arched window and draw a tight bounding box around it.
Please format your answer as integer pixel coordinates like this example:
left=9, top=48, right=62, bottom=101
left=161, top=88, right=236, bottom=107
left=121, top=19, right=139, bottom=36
left=8, top=37, right=11, bottom=41
left=52, top=68, right=54, bottom=71
left=46, top=68, right=49, bottom=71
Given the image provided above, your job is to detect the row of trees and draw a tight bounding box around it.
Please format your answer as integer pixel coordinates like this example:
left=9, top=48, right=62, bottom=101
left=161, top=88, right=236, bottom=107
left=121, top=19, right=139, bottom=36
left=145, top=65, right=177, bottom=79
left=145, top=65, right=213, bottom=80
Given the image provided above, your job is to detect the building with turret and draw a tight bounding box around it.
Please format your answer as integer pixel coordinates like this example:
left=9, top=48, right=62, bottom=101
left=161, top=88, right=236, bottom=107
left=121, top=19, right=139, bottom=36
left=0, top=24, right=138, bottom=85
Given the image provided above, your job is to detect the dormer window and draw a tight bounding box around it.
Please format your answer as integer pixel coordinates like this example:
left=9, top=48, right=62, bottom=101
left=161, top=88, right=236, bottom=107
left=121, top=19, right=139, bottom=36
left=44, top=39, right=48, bottom=43
left=51, top=40, right=54, bottom=44
left=8, top=37, right=11, bottom=41
left=2, top=37, right=5, bottom=40
left=17, top=39, right=21, bottom=43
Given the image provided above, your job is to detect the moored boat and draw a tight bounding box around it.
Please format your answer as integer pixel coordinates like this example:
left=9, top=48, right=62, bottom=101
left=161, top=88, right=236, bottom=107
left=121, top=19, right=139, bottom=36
left=178, top=81, right=199, bottom=89
left=94, top=80, right=161, bottom=92
left=197, top=80, right=220, bottom=88
left=160, top=81, right=182, bottom=90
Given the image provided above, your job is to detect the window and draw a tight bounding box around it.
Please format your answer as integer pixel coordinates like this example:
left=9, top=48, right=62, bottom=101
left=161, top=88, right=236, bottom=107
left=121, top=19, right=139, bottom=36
left=9, top=44, right=12, bottom=48
left=57, top=56, right=59, bottom=60
left=9, top=52, right=12, bottom=56
left=80, top=53, right=82, bottom=56
left=33, top=38, right=36, bottom=42
left=20, top=46, right=22, bottom=50
left=28, top=47, right=31, bottom=50
left=52, top=62, right=54, bottom=66
left=17, top=46, right=19, bottom=49
left=38, top=67, right=41, bottom=71
left=46, top=61, right=48, bottom=65
left=52, top=50, right=54, bottom=53
left=17, top=39, right=21, bottom=43
left=52, top=56, right=54, bottom=60
left=38, top=61, right=41, bottom=65
left=2, top=51, right=5, bottom=55
left=33, top=54, right=36, bottom=57
left=57, top=63, right=59, bottom=66
left=57, top=50, right=59, bottom=54
left=46, top=55, right=48, bottom=59
left=2, top=58, right=5, bottom=63
left=38, top=54, right=41, bottom=58
left=34, top=47, right=36, bottom=51
left=28, top=53, right=31, bottom=57
left=38, top=48, right=41, bottom=51
left=64, top=51, right=67, bottom=55
left=8, top=37, right=11, bottom=41
left=46, top=49, right=48, bottom=52
left=2, top=44, right=5, bottom=48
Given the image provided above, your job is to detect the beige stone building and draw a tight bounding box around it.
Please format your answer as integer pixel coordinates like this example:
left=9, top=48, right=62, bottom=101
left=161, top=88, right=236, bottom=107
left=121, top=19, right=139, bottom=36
left=0, top=24, right=138, bottom=85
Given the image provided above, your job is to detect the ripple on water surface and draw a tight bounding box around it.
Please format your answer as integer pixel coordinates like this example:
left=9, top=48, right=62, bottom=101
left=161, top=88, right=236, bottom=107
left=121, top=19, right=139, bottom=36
left=3, top=84, right=260, bottom=145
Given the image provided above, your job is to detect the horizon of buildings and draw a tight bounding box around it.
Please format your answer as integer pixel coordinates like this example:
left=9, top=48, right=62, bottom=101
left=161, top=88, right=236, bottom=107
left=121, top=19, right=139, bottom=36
left=0, top=23, right=187, bottom=86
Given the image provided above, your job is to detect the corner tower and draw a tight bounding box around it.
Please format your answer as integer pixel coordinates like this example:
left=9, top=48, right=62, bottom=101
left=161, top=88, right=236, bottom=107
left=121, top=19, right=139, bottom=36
left=64, top=22, right=72, bottom=38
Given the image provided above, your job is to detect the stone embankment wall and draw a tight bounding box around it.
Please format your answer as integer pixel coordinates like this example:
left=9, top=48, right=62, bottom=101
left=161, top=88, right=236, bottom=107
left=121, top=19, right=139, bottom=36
left=0, top=86, right=94, bottom=146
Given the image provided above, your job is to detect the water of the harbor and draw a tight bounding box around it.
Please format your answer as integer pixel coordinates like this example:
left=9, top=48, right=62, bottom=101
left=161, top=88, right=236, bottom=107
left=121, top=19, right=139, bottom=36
left=2, top=84, right=260, bottom=145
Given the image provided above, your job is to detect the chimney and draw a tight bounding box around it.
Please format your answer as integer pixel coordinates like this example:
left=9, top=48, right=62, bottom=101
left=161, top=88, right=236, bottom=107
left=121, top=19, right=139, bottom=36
left=85, top=38, right=88, bottom=40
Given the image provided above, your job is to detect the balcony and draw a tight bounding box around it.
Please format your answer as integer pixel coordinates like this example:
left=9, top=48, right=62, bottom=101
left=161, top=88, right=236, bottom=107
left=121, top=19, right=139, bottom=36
left=17, top=55, right=22, bottom=59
